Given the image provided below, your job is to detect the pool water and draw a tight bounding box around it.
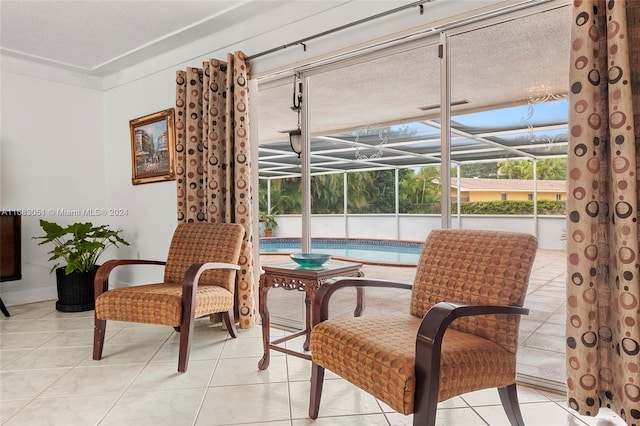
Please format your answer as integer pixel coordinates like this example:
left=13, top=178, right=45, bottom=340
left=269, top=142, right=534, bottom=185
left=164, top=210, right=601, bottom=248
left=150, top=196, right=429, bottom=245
left=259, top=238, right=423, bottom=264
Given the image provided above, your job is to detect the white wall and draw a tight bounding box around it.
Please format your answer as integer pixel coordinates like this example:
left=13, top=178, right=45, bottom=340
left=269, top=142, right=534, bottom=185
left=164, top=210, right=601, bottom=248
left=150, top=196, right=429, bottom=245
left=0, top=69, right=105, bottom=304
left=101, top=71, right=180, bottom=288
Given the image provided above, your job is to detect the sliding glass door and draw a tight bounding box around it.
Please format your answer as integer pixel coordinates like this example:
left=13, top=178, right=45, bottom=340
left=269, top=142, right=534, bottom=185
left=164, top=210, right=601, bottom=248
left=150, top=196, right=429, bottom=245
left=305, top=42, right=442, bottom=242
left=447, top=4, right=570, bottom=389
left=257, top=1, right=571, bottom=389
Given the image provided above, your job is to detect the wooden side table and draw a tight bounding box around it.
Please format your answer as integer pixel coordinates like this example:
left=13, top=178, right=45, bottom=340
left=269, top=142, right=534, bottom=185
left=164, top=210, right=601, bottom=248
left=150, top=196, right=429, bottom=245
left=258, top=260, right=364, bottom=370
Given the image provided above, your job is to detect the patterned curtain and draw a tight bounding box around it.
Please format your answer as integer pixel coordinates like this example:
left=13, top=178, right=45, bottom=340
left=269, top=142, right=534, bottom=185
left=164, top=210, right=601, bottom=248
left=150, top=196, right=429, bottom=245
left=566, top=1, right=639, bottom=424
left=174, top=52, right=255, bottom=328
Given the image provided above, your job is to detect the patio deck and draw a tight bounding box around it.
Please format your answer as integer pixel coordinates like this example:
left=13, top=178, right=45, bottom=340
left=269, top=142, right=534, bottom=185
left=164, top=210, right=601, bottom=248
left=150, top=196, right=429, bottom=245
left=260, top=248, right=568, bottom=391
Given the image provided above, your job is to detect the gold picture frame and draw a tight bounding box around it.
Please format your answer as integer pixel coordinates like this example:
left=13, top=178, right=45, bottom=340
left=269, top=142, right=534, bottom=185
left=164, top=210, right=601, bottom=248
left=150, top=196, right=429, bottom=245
left=129, top=108, right=176, bottom=185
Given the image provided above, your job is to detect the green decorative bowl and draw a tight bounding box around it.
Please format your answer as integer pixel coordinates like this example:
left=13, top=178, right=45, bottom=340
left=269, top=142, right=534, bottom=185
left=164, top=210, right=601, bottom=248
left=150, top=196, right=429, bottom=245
left=290, top=253, right=331, bottom=268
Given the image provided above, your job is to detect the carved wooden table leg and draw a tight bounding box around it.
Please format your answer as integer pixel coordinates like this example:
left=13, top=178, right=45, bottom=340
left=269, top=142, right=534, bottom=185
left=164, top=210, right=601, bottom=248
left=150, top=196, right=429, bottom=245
left=302, top=290, right=314, bottom=351
left=258, top=260, right=363, bottom=369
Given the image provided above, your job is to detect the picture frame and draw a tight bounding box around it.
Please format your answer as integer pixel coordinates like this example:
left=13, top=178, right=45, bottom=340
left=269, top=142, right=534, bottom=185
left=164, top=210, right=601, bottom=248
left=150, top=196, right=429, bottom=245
left=129, top=108, right=176, bottom=185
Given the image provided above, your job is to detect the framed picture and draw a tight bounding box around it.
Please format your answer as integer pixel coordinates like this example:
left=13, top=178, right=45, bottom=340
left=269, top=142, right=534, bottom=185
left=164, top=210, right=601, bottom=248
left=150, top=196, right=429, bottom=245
left=129, top=108, right=176, bottom=185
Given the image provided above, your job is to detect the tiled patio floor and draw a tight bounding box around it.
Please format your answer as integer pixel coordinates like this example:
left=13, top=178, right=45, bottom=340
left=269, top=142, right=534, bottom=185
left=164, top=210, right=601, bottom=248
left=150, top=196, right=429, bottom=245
left=1, top=298, right=625, bottom=426
left=261, top=248, right=568, bottom=391
left=2, top=250, right=627, bottom=425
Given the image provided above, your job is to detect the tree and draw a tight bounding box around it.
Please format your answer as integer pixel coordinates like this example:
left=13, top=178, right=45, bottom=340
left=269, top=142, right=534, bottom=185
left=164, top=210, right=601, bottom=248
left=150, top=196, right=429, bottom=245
left=497, top=158, right=567, bottom=180
left=258, top=157, right=568, bottom=218
left=497, top=160, right=533, bottom=179
left=537, top=158, right=567, bottom=180
left=399, top=167, right=441, bottom=213
left=311, top=174, right=344, bottom=213
left=260, top=177, right=302, bottom=215
left=459, top=162, right=499, bottom=178
left=347, top=170, right=395, bottom=213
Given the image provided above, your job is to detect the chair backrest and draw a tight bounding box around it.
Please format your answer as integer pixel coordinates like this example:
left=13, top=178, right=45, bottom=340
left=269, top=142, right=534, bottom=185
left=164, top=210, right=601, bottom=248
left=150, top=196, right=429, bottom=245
left=410, top=229, right=537, bottom=353
left=164, top=222, right=245, bottom=292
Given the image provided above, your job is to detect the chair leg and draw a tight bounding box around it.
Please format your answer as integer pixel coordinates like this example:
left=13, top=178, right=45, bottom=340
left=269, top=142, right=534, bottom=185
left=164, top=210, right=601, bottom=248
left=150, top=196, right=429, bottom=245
left=93, top=318, right=106, bottom=360
left=178, top=301, right=197, bottom=373
left=309, top=362, right=325, bottom=419
left=412, top=345, right=439, bottom=426
left=222, top=309, right=238, bottom=338
left=412, top=387, right=438, bottom=426
left=413, top=395, right=438, bottom=426
left=498, top=384, right=525, bottom=426
left=178, top=319, right=194, bottom=373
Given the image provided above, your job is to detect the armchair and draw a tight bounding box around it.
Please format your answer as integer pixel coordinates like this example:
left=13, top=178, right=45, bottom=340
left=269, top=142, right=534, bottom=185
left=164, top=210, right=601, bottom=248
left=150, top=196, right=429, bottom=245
left=93, top=222, right=245, bottom=372
left=309, top=229, right=538, bottom=425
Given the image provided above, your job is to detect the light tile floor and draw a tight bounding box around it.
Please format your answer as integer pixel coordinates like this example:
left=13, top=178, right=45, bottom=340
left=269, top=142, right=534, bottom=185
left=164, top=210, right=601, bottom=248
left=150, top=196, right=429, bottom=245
left=0, top=296, right=626, bottom=425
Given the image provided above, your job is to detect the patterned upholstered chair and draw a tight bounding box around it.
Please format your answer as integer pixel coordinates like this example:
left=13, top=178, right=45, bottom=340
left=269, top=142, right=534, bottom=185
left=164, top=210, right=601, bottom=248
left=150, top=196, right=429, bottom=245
left=309, top=229, right=538, bottom=425
left=93, top=222, right=245, bottom=372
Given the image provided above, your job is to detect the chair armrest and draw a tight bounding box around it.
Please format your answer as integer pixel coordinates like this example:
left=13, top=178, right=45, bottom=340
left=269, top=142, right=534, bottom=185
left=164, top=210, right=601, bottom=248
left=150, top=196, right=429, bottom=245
left=181, top=262, right=241, bottom=320
left=182, top=262, right=241, bottom=289
left=313, top=277, right=412, bottom=325
left=95, top=259, right=166, bottom=297
left=413, top=302, right=529, bottom=413
left=417, top=302, right=529, bottom=345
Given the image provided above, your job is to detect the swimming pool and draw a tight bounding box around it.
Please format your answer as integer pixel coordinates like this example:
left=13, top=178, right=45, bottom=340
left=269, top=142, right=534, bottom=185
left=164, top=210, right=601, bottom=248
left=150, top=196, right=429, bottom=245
left=259, top=237, right=423, bottom=265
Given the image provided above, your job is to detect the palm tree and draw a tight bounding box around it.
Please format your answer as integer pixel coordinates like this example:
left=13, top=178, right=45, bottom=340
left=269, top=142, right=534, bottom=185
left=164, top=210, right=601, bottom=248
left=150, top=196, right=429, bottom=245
left=311, top=174, right=344, bottom=213
left=399, top=167, right=441, bottom=213
left=347, top=170, right=395, bottom=213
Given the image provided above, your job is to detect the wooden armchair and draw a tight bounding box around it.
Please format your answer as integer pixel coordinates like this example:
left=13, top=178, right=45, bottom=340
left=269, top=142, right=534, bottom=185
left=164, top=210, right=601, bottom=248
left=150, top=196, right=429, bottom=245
left=309, top=229, right=538, bottom=425
left=93, top=222, right=245, bottom=372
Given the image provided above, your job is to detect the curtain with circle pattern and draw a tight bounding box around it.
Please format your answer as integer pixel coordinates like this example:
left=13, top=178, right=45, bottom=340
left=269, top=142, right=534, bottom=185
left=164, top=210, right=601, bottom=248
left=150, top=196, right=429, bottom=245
left=566, top=1, right=639, bottom=423
left=174, top=52, right=255, bottom=328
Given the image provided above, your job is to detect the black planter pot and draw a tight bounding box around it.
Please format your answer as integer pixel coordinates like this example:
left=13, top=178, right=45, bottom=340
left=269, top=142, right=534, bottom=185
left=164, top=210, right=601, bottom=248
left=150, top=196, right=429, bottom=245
left=55, top=266, right=98, bottom=312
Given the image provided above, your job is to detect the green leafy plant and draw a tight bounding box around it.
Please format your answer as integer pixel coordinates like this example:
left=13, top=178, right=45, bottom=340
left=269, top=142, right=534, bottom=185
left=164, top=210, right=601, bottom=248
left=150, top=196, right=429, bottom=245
left=260, top=208, right=278, bottom=230
left=33, top=220, right=129, bottom=275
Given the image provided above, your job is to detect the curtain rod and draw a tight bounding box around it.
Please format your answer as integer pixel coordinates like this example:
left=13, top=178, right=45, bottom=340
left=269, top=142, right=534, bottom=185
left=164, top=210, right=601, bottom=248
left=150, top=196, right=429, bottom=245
left=246, top=0, right=435, bottom=61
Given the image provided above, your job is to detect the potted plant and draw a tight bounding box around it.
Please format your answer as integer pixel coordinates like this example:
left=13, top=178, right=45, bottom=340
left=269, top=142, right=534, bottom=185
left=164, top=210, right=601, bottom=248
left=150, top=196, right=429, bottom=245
left=260, top=208, right=278, bottom=237
left=33, top=219, right=129, bottom=312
